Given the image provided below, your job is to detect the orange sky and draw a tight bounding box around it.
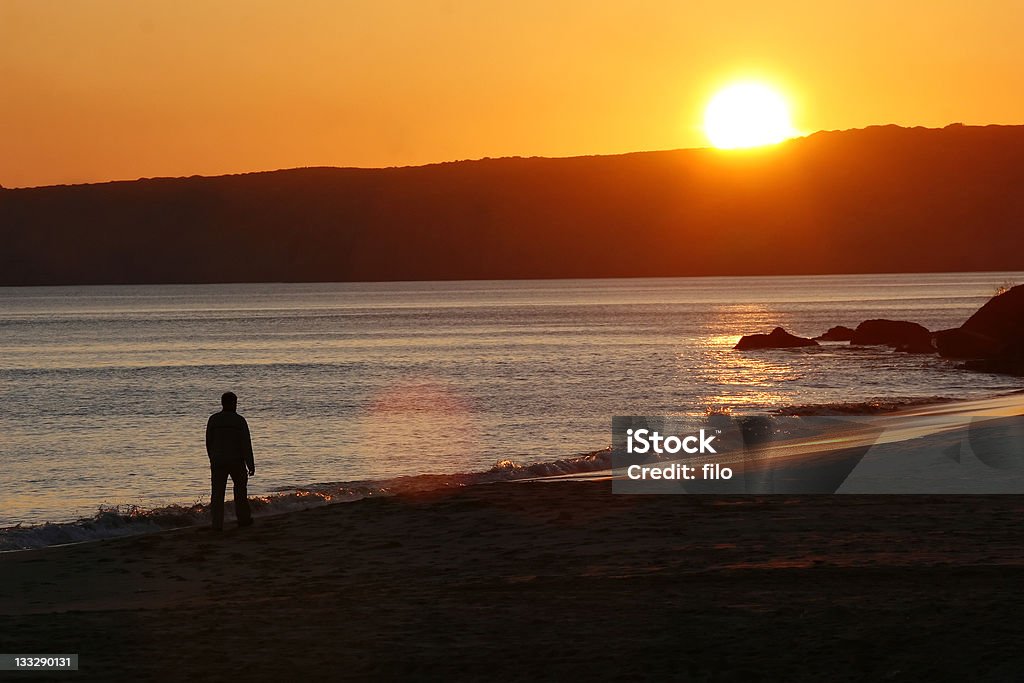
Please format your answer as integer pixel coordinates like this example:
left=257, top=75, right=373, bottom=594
left=2, top=0, right=1022, bottom=188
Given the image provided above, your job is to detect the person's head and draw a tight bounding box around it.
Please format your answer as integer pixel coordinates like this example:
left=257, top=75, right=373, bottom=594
left=221, top=391, right=238, bottom=412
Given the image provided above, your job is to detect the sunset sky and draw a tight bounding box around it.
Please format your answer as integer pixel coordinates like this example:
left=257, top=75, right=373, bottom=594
left=2, top=0, right=1022, bottom=188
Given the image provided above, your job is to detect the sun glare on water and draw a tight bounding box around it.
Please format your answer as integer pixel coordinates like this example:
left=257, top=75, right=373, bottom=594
left=704, top=82, right=797, bottom=149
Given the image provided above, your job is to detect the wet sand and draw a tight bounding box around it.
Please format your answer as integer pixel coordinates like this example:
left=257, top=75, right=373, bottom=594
left=2, top=482, right=1024, bottom=681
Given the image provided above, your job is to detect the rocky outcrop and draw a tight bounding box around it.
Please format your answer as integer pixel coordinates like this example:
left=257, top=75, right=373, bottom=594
left=937, top=285, right=1024, bottom=359
left=733, top=286, right=1024, bottom=372
left=735, top=327, right=819, bottom=350
left=937, top=284, right=1024, bottom=374
left=815, top=326, right=856, bottom=342
left=961, top=343, right=1024, bottom=376
left=934, top=327, right=1000, bottom=358
left=850, top=319, right=935, bottom=353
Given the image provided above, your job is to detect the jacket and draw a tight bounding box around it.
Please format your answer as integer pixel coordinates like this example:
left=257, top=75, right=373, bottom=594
left=205, top=410, right=255, bottom=470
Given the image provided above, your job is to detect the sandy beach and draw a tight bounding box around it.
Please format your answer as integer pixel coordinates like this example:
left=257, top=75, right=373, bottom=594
left=3, top=480, right=1024, bottom=681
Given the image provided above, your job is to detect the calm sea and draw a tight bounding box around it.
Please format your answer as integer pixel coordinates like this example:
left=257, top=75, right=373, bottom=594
left=2, top=273, right=1023, bottom=528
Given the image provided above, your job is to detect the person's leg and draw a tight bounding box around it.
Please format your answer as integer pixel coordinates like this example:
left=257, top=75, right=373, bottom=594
left=230, top=463, right=253, bottom=527
left=210, top=467, right=229, bottom=530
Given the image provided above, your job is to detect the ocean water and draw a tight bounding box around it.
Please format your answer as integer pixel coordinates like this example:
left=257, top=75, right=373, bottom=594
left=2, top=273, right=1023, bottom=535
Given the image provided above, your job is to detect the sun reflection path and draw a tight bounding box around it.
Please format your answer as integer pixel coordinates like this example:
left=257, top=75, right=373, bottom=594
left=686, top=305, right=805, bottom=414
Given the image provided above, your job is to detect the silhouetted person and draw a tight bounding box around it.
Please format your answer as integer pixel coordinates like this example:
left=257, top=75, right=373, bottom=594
left=205, top=391, right=255, bottom=530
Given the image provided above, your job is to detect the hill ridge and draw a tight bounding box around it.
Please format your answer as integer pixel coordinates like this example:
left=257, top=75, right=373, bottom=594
left=2, top=124, right=1023, bottom=285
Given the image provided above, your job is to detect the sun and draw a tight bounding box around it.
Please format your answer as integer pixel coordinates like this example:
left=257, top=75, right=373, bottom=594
left=704, top=82, right=797, bottom=149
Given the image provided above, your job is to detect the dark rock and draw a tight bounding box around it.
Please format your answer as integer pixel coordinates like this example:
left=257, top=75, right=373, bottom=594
left=850, top=319, right=934, bottom=352
left=814, top=325, right=856, bottom=342
left=937, top=285, right=1024, bottom=359
left=895, top=339, right=939, bottom=354
left=960, top=337, right=1024, bottom=375
left=735, top=327, right=819, bottom=350
left=934, top=327, right=1002, bottom=358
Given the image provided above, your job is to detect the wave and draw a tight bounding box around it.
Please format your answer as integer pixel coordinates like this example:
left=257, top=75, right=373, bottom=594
left=0, top=504, right=201, bottom=552
left=0, top=448, right=613, bottom=552
left=769, top=395, right=957, bottom=416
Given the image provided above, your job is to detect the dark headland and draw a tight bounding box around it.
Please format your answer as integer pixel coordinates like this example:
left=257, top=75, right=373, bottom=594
left=2, top=124, right=1023, bottom=286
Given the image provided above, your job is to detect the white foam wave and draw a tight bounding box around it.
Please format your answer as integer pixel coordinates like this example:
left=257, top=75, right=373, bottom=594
left=0, top=448, right=612, bottom=552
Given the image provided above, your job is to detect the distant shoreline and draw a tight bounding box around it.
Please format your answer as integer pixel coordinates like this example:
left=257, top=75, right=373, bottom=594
left=0, top=268, right=1022, bottom=290
left=4, top=125, right=1024, bottom=286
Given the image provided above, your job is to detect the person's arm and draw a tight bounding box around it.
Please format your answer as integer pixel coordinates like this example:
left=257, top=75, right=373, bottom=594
left=242, top=417, right=255, bottom=475
left=205, top=416, right=214, bottom=461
